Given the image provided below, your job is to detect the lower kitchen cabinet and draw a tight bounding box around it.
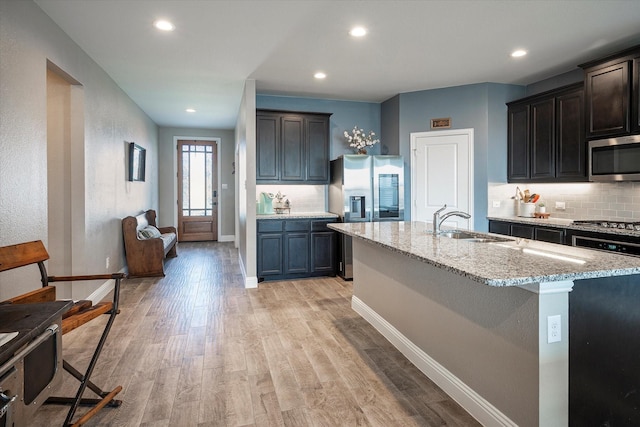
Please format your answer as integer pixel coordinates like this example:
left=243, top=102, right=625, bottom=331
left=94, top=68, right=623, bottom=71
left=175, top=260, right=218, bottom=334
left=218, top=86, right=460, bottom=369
left=489, top=220, right=566, bottom=244
left=284, top=232, right=310, bottom=274
left=257, top=233, right=283, bottom=276
left=311, top=221, right=337, bottom=276
left=257, top=218, right=337, bottom=281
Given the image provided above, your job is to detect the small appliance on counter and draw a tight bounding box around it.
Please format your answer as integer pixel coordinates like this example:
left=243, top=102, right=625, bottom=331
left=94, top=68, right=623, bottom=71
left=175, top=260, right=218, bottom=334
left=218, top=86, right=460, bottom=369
left=258, top=192, right=275, bottom=214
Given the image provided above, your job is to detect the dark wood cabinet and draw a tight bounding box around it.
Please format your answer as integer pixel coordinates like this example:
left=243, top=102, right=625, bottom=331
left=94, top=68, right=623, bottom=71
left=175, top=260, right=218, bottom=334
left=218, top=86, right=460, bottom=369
left=507, top=103, right=529, bottom=181
left=507, top=83, right=585, bottom=183
left=257, top=218, right=336, bottom=281
left=510, top=223, right=535, bottom=239
left=256, top=110, right=332, bottom=184
left=634, top=57, right=640, bottom=133
left=556, top=89, right=586, bottom=179
left=489, top=220, right=566, bottom=245
left=534, top=227, right=565, bottom=244
left=530, top=98, right=555, bottom=179
left=584, top=60, right=630, bottom=138
left=488, top=220, right=510, bottom=236
left=580, top=45, right=640, bottom=139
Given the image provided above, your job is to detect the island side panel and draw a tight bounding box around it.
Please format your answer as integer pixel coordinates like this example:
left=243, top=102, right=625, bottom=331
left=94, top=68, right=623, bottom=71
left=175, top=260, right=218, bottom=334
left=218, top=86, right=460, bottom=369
left=352, top=238, right=542, bottom=426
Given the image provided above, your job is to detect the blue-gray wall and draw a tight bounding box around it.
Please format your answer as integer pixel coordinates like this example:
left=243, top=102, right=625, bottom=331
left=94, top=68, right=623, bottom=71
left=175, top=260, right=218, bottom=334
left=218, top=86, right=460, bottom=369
left=256, top=95, right=381, bottom=159
left=381, top=94, right=400, bottom=155
left=259, top=75, right=581, bottom=231
left=382, top=83, right=525, bottom=231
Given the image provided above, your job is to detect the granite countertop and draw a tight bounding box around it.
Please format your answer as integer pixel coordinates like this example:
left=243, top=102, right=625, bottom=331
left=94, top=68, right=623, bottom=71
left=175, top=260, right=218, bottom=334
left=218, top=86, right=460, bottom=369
left=257, top=212, right=339, bottom=220
left=0, top=300, right=73, bottom=365
left=329, top=221, right=640, bottom=287
left=488, top=215, right=640, bottom=238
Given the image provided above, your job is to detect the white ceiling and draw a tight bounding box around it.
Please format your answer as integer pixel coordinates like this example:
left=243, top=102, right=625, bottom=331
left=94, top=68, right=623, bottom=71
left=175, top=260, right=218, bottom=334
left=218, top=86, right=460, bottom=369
left=35, top=0, right=640, bottom=130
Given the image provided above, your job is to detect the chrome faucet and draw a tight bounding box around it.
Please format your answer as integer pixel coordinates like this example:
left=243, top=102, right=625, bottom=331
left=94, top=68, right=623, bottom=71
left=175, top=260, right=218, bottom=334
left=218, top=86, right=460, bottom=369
left=432, top=204, right=471, bottom=234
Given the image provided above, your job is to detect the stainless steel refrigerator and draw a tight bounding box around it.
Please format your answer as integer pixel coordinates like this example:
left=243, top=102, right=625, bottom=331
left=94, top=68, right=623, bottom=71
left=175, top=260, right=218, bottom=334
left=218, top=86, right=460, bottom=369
left=329, top=155, right=404, bottom=279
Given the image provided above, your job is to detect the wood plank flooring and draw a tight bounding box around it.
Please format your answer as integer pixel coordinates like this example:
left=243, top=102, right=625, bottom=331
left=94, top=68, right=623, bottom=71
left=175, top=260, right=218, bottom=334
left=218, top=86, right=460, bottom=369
left=31, top=242, right=481, bottom=427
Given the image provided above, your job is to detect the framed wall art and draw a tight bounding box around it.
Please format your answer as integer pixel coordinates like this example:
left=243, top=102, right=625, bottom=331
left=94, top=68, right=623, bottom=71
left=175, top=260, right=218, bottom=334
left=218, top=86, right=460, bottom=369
left=431, top=117, right=452, bottom=129
left=128, top=142, right=146, bottom=182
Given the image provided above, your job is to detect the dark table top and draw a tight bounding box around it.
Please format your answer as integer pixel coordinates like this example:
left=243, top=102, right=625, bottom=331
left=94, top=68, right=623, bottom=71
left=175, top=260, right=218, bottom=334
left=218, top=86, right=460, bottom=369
left=0, top=300, right=73, bottom=366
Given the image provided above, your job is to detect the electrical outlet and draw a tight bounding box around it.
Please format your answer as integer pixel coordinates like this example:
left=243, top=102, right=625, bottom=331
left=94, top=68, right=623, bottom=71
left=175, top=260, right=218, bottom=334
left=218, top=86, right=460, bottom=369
left=555, top=201, right=566, bottom=210
left=106, top=257, right=110, bottom=269
left=492, top=200, right=501, bottom=208
left=547, top=315, right=561, bottom=343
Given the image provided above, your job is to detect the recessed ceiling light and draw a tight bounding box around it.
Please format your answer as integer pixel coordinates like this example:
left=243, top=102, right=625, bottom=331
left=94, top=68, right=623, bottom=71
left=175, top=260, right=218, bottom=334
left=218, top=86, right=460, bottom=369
left=314, top=72, right=326, bottom=79
left=153, top=19, right=175, bottom=31
left=186, top=108, right=196, bottom=113
left=511, top=49, right=527, bottom=58
left=349, top=26, right=367, bottom=37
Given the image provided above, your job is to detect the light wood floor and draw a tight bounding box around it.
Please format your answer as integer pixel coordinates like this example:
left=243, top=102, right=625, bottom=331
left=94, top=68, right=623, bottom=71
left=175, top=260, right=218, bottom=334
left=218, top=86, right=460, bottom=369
left=32, top=242, right=481, bottom=427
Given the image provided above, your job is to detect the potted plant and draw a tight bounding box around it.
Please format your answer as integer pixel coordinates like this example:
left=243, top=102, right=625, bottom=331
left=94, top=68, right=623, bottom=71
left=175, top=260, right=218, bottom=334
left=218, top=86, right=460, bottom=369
left=344, top=126, right=379, bottom=154
left=537, top=202, right=546, bottom=213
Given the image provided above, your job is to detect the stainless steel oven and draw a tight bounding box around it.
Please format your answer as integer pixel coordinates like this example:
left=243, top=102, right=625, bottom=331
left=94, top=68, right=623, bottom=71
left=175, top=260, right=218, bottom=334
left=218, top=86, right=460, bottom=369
left=571, top=235, right=640, bottom=257
left=569, top=222, right=640, bottom=257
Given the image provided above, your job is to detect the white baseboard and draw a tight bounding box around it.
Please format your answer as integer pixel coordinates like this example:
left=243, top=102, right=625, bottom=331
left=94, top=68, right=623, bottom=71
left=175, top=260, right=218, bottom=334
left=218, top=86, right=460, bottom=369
left=237, top=254, right=258, bottom=289
left=351, top=296, right=517, bottom=427
left=244, top=276, right=258, bottom=289
left=86, top=279, right=113, bottom=304
left=218, top=234, right=235, bottom=242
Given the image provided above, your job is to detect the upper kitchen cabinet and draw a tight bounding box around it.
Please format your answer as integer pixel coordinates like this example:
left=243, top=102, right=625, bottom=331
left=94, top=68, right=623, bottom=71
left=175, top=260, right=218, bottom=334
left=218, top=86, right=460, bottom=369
left=634, top=56, right=640, bottom=133
left=507, top=83, right=585, bottom=183
left=256, top=110, right=332, bottom=184
left=580, top=45, right=640, bottom=139
left=507, top=103, right=529, bottom=180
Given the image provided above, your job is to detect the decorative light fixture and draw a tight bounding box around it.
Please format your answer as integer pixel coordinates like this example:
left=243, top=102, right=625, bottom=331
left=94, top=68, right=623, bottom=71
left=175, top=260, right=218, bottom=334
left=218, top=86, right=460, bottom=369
left=349, top=26, right=367, bottom=37
left=511, top=49, right=527, bottom=58
left=314, top=72, right=327, bottom=79
left=153, top=19, right=175, bottom=31
left=186, top=108, right=196, bottom=113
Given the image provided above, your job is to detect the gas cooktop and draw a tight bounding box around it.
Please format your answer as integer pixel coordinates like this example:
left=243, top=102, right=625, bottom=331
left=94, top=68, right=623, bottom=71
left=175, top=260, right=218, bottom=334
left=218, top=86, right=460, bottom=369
left=572, top=220, right=640, bottom=231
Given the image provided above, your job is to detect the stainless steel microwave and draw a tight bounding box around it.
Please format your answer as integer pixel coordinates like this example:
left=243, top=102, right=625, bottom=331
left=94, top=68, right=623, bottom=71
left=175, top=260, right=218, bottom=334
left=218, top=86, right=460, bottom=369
left=588, top=134, right=640, bottom=181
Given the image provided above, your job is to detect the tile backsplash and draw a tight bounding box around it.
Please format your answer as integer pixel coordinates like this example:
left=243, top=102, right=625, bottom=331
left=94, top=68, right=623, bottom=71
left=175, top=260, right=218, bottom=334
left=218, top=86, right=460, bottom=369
left=488, top=182, right=640, bottom=220
left=256, top=185, right=326, bottom=213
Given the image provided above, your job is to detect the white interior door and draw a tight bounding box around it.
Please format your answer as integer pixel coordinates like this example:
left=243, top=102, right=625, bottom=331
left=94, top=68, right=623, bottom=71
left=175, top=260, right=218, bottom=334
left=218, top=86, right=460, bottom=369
left=411, top=129, right=473, bottom=229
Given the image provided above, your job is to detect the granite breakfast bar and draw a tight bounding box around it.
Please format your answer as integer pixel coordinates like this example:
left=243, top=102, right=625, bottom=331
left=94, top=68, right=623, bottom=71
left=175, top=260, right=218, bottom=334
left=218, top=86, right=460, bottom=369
left=329, top=221, right=640, bottom=427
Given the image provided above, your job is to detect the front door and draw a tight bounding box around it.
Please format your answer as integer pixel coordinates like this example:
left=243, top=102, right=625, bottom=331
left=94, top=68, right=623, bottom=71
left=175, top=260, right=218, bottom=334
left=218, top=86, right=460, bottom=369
left=411, top=129, right=474, bottom=229
left=177, top=140, right=218, bottom=242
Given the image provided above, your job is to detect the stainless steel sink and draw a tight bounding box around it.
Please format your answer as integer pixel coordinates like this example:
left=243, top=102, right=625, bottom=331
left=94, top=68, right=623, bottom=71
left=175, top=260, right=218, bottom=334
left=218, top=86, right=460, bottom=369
left=438, top=230, right=513, bottom=243
left=440, top=231, right=477, bottom=239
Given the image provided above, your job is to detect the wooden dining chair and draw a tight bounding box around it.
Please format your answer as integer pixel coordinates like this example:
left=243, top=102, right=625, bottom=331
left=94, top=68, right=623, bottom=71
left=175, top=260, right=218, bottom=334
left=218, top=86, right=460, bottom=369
left=0, top=240, right=125, bottom=427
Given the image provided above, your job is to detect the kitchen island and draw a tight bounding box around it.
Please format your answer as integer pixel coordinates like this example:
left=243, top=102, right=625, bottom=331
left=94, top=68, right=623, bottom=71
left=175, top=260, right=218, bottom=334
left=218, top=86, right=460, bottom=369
left=329, top=221, right=640, bottom=427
